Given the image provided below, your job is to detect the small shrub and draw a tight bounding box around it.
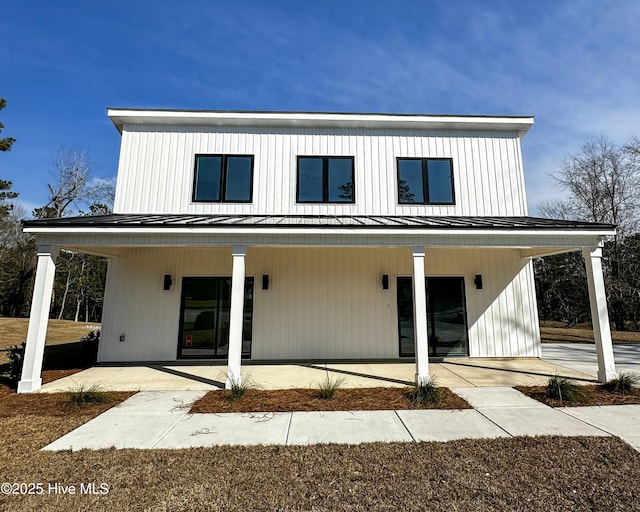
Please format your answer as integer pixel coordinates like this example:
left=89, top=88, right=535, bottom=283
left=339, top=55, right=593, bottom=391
left=7, top=342, right=26, bottom=387
left=605, top=371, right=640, bottom=394
left=66, top=384, right=114, bottom=408
left=316, top=373, right=345, bottom=400
left=79, top=330, right=100, bottom=365
left=546, top=376, right=586, bottom=402
left=226, top=375, right=252, bottom=400
left=409, top=377, right=442, bottom=405
left=80, top=329, right=100, bottom=347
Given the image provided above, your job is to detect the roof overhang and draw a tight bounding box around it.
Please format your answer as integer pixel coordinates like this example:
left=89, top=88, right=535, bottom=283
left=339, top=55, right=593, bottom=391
left=25, top=226, right=615, bottom=238
left=107, top=109, right=534, bottom=137
left=23, top=214, right=615, bottom=257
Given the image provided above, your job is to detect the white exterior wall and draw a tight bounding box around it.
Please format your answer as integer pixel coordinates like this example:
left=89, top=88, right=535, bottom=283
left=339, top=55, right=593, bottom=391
left=98, top=246, right=539, bottom=362
left=113, top=125, right=528, bottom=217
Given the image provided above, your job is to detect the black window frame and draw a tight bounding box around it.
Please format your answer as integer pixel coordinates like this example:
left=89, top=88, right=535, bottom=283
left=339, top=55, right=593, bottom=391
left=396, top=157, right=455, bottom=205
left=177, top=275, right=254, bottom=359
left=192, top=154, right=255, bottom=203
left=296, top=156, right=356, bottom=204
left=396, top=275, right=469, bottom=358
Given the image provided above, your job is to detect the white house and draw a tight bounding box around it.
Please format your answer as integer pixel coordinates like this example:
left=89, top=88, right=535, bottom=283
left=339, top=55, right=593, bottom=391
left=18, top=110, right=617, bottom=393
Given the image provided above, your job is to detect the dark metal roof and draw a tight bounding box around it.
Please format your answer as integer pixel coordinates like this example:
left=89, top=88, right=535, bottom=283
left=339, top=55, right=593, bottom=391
left=23, top=214, right=616, bottom=231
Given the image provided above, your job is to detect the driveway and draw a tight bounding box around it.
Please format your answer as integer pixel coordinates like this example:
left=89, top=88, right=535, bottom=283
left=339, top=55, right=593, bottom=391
left=542, top=343, right=640, bottom=377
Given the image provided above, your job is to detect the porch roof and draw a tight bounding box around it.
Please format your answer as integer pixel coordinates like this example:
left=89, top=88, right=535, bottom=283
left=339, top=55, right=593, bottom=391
left=24, top=213, right=615, bottom=232
left=23, top=214, right=615, bottom=260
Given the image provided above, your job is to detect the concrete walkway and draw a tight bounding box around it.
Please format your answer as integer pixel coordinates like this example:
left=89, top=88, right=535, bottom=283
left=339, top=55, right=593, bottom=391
left=43, top=387, right=640, bottom=452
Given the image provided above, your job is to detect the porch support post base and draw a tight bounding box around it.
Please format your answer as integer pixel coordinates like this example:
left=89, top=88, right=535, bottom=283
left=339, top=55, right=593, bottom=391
left=412, top=246, right=430, bottom=384
left=415, top=373, right=431, bottom=387
left=17, top=246, right=59, bottom=394
left=226, top=245, right=246, bottom=389
left=582, top=245, right=616, bottom=383
left=17, top=378, right=42, bottom=394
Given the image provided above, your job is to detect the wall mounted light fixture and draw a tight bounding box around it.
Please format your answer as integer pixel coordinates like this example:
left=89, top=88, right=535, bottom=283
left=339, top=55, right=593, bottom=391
left=474, top=274, right=483, bottom=290
left=163, top=274, right=173, bottom=291
left=382, top=274, right=389, bottom=290
left=262, top=274, right=269, bottom=290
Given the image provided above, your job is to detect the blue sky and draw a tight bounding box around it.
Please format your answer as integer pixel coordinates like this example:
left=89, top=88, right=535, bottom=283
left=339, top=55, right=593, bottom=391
left=2, top=0, right=639, bottom=216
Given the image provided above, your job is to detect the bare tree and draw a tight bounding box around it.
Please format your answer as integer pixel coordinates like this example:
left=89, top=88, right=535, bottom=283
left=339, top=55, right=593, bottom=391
left=33, top=147, right=114, bottom=219
left=32, top=148, right=114, bottom=321
left=543, top=136, right=640, bottom=236
left=537, top=136, right=640, bottom=330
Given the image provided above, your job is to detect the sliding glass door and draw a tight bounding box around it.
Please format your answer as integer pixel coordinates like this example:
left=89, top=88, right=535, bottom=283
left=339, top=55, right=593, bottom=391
left=397, top=276, right=469, bottom=357
left=178, top=276, right=253, bottom=359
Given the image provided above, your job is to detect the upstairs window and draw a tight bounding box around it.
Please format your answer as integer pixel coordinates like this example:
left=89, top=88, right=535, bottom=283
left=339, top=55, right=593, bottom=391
left=397, top=158, right=455, bottom=205
left=297, top=156, right=355, bottom=203
left=193, top=154, right=254, bottom=203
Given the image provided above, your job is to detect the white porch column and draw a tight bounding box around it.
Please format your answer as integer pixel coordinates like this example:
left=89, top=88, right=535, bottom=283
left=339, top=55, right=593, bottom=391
left=582, top=245, right=616, bottom=382
left=226, top=245, right=246, bottom=389
left=412, top=247, right=430, bottom=385
left=17, top=245, right=59, bottom=393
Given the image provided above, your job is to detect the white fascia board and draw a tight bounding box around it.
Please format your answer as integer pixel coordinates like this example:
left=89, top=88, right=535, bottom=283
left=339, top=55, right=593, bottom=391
left=24, top=225, right=615, bottom=238
left=107, top=109, right=534, bottom=137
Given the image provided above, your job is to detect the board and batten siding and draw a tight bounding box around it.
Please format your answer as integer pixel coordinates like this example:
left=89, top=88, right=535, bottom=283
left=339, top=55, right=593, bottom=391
left=98, top=246, right=540, bottom=362
left=113, top=125, right=528, bottom=217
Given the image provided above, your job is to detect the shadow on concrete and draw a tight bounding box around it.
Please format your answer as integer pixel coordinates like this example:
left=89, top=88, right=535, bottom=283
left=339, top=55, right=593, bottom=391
left=146, top=365, right=226, bottom=389
left=299, top=363, right=413, bottom=386
left=443, top=360, right=596, bottom=383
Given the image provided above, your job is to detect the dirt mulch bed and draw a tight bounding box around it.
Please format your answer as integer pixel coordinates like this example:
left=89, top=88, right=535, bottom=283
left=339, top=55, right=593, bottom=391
left=540, top=325, right=640, bottom=344
left=516, top=385, right=640, bottom=407
left=0, top=391, right=134, bottom=417
left=0, top=369, right=86, bottom=397
left=41, top=368, right=83, bottom=384
left=0, top=389, right=134, bottom=417
left=191, top=386, right=471, bottom=413
left=0, top=373, right=133, bottom=417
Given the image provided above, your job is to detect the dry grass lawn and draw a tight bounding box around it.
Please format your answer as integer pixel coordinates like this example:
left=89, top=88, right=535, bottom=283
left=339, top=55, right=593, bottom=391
left=0, top=416, right=639, bottom=511
left=540, top=324, right=640, bottom=344
left=191, top=387, right=471, bottom=413
left=0, top=317, right=100, bottom=365
left=1, top=381, right=639, bottom=511
left=0, top=317, right=100, bottom=350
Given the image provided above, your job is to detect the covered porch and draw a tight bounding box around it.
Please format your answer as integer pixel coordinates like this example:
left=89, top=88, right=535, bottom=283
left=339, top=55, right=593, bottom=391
left=19, top=214, right=618, bottom=393
left=37, top=357, right=598, bottom=393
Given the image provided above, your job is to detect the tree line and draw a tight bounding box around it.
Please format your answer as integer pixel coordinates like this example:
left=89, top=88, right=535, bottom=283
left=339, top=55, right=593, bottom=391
left=0, top=99, right=113, bottom=322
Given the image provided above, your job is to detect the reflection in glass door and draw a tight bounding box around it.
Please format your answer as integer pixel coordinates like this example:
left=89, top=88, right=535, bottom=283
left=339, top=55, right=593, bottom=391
left=178, top=277, right=253, bottom=359
left=397, top=276, right=469, bottom=357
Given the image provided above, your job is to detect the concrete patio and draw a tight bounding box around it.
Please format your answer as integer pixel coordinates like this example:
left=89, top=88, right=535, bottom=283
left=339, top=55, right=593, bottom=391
left=38, top=354, right=597, bottom=393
